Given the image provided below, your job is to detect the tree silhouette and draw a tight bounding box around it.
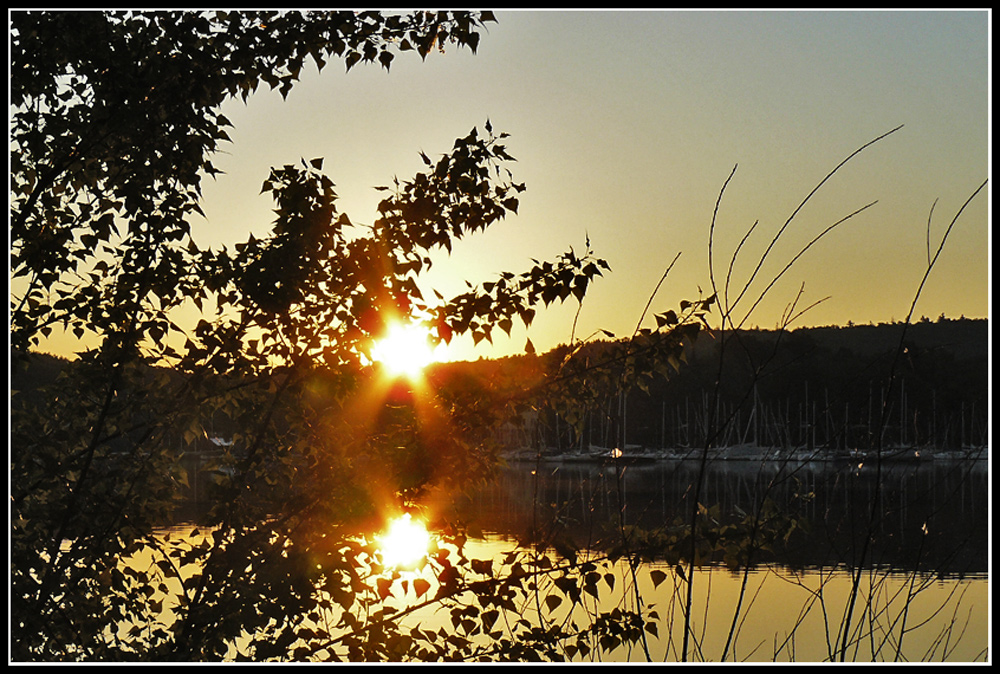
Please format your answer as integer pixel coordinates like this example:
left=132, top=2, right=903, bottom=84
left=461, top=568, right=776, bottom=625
left=11, top=11, right=639, bottom=661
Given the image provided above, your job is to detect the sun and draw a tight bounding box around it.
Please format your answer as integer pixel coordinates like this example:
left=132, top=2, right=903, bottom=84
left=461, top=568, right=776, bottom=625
left=370, top=320, right=445, bottom=379
left=378, top=513, right=431, bottom=569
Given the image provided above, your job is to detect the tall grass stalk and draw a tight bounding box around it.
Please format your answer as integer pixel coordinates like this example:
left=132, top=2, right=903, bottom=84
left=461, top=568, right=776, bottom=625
left=682, top=126, right=907, bottom=662
left=836, top=177, right=987, bottom=662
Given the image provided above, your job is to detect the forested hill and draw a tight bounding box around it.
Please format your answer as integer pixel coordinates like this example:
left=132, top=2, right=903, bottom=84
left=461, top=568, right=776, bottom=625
left=11, top=316, right=987, bottom=391
left=11, top=318, right=988, bottom=454
left=526, top=316, right=988, bottom=452
left=770, top=317, right=987, bottom=361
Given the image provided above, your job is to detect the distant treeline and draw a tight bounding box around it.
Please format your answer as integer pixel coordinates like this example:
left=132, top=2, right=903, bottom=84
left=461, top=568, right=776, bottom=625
left=516, top=316, right=989, bottom=454
left=11, top=317, right=988, bottom=457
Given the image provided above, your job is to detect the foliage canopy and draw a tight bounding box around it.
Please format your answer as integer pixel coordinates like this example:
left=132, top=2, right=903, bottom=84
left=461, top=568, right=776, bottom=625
left=11, top=10, right=705, bottom=661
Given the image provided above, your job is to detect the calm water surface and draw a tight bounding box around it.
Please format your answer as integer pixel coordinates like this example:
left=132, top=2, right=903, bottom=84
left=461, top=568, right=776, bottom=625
left=454, top=457, right=989, bottom=661
left=151, top=458, right=988, bottom=662
left=470, top=457, right=988, bottom=576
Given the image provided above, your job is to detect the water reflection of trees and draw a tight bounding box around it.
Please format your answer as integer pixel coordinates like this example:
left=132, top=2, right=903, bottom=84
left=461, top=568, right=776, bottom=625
left=470, top=459, right=987, bottom=577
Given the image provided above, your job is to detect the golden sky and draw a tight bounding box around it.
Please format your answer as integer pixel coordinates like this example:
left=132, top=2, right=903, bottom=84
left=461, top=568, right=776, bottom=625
left=193, top=10, right=989, bottom=362
left=26, top=10, right=991, bottom=363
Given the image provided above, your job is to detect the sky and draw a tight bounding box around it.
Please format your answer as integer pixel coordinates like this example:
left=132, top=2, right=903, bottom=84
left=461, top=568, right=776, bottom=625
left=28, top=9, right=992, bottom=363
left=192, top=9, right=990, bottom=363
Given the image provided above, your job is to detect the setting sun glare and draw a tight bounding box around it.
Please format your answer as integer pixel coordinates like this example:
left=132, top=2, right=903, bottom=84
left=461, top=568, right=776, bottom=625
left=370, top=321, right=445, bottom=379
left=378, top=513, right=431, bottom=569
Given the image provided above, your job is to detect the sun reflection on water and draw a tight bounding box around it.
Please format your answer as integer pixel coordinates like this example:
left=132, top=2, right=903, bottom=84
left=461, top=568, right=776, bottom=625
left=377, top=513, right=431, bottom=569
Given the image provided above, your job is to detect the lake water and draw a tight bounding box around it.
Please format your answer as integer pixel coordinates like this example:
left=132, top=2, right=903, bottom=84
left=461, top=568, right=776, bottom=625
left=151, top=457, right=988, bottom=662
left=450, top=457, right=989, bottom=662
left=471, top=457, right=988, bottom=576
